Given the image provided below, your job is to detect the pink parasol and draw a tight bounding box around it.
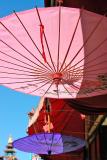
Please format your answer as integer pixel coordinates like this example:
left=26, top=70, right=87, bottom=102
left=0, top=6, right=107, bottom=98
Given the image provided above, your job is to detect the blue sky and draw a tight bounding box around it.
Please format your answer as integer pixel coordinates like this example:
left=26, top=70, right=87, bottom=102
left=0, top=0, right=44, bottom=17
left=0, top=0, right=44, bottom=159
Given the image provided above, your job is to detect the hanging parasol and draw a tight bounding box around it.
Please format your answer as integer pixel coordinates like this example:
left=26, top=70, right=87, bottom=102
left=0, top=4, right=107, bottom=98
left=13, top=133, right=86, bottom=155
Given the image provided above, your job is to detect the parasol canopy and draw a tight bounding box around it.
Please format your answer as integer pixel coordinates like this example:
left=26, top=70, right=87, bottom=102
left=0, top=7, right=107, bottom=98
left=13, top=133, right=86, bottom=155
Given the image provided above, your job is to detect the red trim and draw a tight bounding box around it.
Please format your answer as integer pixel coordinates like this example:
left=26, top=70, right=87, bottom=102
left=40, top=24, right=47, bottom=63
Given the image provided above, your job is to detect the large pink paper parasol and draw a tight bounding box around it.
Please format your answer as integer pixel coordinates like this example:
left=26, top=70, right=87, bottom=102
left=0, top=6, right=107, bottom=98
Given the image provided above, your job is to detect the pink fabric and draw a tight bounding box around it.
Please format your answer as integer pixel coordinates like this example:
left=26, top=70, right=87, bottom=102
left=0, top=7, right=107, bottom=98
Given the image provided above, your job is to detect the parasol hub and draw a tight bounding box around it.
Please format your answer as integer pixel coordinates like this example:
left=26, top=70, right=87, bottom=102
left=52, top=72, right=62, bottom=85
left=53, top=73, right=62, bottom=87
left=52, top=72, right=62, bottom=86
left=48, top=150, right=52, bottom=155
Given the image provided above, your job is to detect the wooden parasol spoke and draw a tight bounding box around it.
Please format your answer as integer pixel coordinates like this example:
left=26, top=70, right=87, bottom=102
left=0, top=65, right=49, bottom=75
left=63, top=37, right=107, bottom=74
left=13, top=10, right=55, bottom=73
left=69, top=51, right=107, bottom=72
left=0, top=21, right=54, bottom=73
left=0, top=55, right=51, bottom=74
left=0, top=39, right=52, bottom=73
left=0, top=49, right=49, bottom=73
left=60, top=80, right=75, bottom=98
left=42, top=81, right=54, bottom=97
left=35, top=7, right=56, bottom=72
left=59, top=9, right=82, bottom=72
left=28, top=79, right=53, bottom=94
left=61, top=15, right=105, bottom=73
left=57, top=5, right=61, bottom=72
